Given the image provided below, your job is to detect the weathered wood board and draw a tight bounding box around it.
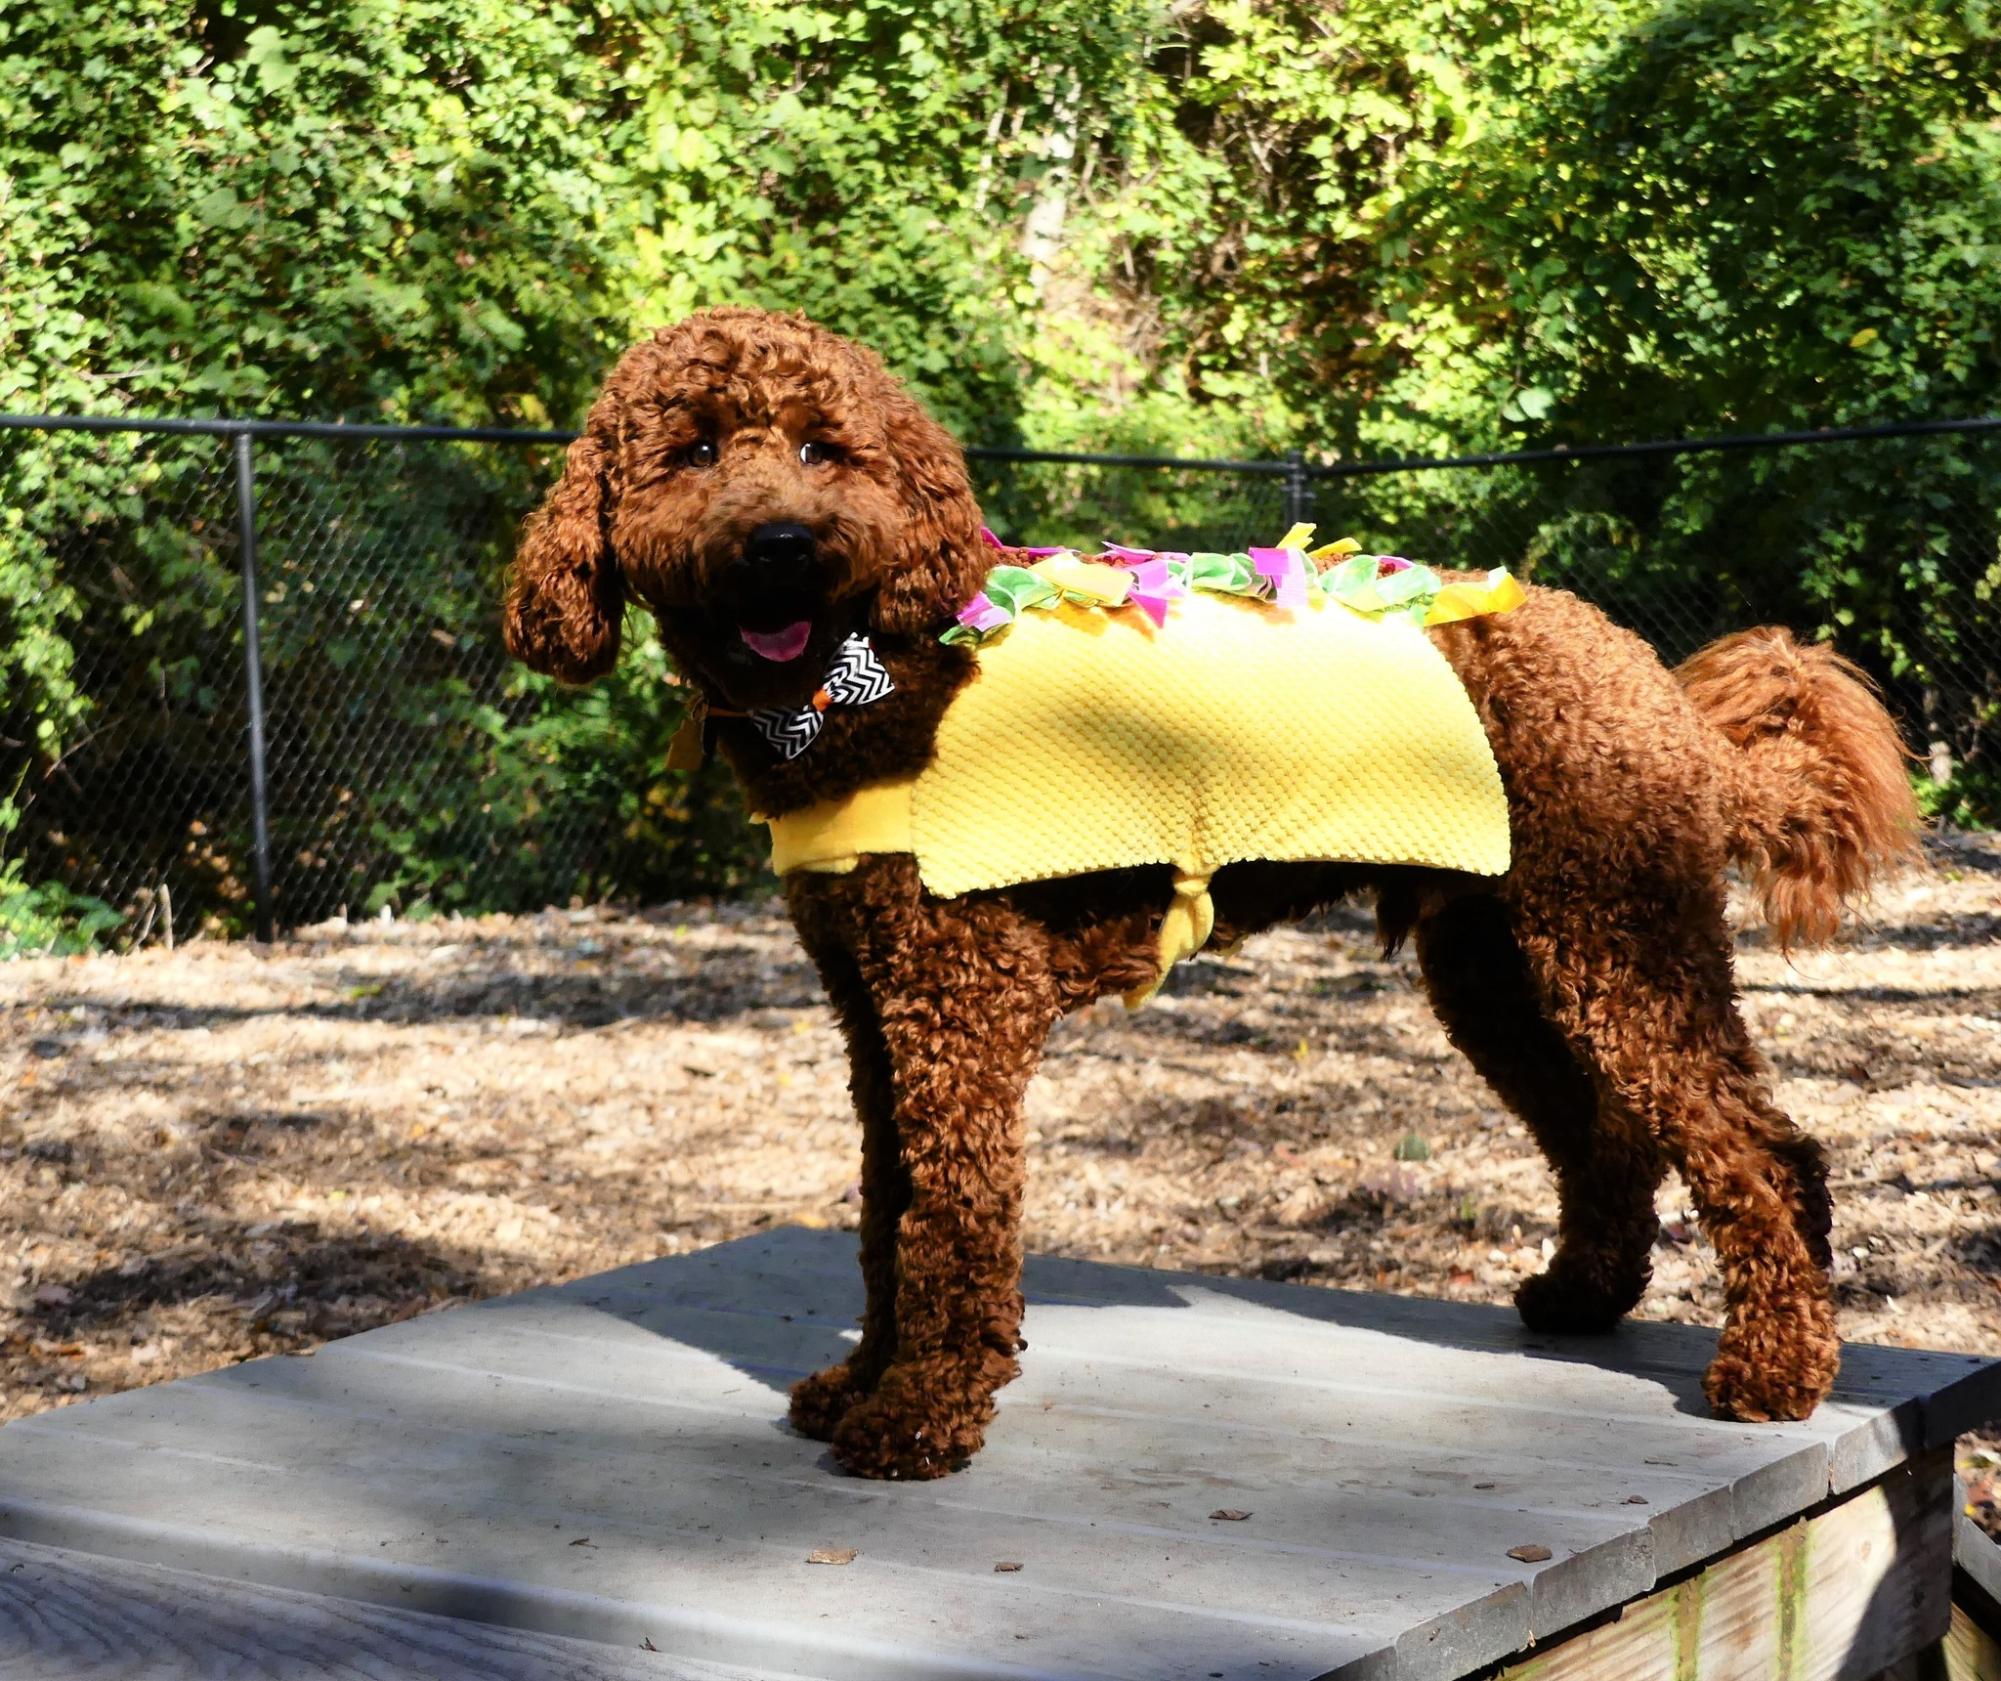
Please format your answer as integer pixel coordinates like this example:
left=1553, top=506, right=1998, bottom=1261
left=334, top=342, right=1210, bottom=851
left=0, top=1535, right=781, bottom=1680
left=0, top=1226, right=1993, bottom=1681
left=1496, top=1451, right=1951, bottom=1681
left=1961, top=1484, right=2001, bottom=1620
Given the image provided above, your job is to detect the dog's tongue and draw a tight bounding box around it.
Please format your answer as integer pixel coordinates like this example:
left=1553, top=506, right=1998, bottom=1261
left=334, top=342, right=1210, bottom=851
left=739, top=620, right=814, bottom=663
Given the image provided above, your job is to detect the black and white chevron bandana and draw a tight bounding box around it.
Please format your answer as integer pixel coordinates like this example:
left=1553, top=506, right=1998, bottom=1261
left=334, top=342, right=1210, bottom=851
left=749, top=634, right=895, bottom=760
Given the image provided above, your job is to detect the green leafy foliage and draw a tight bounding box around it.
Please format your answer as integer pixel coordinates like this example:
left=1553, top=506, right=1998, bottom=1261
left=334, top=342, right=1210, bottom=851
left=2, top=0, right=1994, bottom=939
left=1077, top=0, right=2001, bottom=806
left=0, top=859, right=121, bottom=957
left=0, top=1, right=622, bottom=426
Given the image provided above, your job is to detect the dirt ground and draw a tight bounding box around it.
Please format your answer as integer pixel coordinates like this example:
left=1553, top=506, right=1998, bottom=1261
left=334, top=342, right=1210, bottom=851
left=6, top=833, right=2000, bottom=1532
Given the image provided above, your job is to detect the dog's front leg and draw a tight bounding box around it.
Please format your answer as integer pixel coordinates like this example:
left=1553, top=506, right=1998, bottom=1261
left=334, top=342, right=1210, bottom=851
left=819, top=878, right=1058, bottom=1480
left=788, top=942, right=903, bottom=1442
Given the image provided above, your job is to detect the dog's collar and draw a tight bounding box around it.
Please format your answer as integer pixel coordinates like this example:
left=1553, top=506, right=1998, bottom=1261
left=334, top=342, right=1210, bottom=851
left=745, top=634, right=895, bottom=760
left=668, top=634, right=895, bottom=768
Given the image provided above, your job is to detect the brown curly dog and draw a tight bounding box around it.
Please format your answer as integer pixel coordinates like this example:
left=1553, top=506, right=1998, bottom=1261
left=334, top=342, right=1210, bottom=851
left=505, top=306, right=1920, bottom=1481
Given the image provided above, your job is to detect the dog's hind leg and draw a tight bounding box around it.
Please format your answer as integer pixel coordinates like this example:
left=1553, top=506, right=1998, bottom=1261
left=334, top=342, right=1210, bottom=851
left=1415, top=894, right=1665, bottom=1334
left=787, top=944, right=906, bottom=1443
left=1514, top=882, right=1839, bottom=1421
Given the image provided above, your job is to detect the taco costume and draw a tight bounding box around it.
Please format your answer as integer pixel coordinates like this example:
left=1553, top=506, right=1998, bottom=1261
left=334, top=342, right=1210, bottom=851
left=759, top=527, right=1522, bottom=1005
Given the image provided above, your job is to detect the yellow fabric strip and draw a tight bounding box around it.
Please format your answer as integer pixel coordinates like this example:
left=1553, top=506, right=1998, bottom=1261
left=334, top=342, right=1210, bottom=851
left=1028, top=554, right=1133, bottom=605
left=1425, top=568, right=1527, bottom=626
left=1123, top=869, right=1215, bottom=1009
left=768, top=791, right=1213, bottom=1005
left=765, top=778, right=917, bottom=877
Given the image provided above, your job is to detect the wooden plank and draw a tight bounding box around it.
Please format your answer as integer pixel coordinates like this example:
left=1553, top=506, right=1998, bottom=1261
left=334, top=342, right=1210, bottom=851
left=86, top=1290, right=1814, bottom=1621
left=0, top=1384, right=1431, bottom=1680
left=55, top=1354, right=1656, bottom=1596
left=582, top=1228, right=2001, bottom=1483
left=338, top=1293, right=1809, bottom=1512
left=0, top=1227, right=1989, bottom=1681
left=391, top=1244, right=1923, bottom=1570
left=1495, top=1452, right=1952, bottom=1681
left=1023, top=1243, right=1998, bottom=1477
left=0, top=1536, right=782, bottom=1680
left=1936, top=1601, right=2001, bottom=1681
left=684, top=1224, right=1996, bottom=1420
left=1875, top=1602, right=2001, bottom=1681
left=1956, top=1491, right=2001, bottom=1619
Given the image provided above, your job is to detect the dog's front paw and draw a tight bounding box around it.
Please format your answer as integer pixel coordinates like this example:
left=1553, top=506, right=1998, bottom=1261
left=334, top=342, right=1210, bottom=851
left=789, top=1362, right=871, bottom=1442
left=829, top=1379, right=992, bottom=1480
left=1703, top=1300, right=1840, bottom=1423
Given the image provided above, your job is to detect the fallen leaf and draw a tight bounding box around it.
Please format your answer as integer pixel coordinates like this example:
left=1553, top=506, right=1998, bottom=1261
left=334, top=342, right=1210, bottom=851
left=568, top=1536, right=594, bottom=1547
left=1209, top=1509, right=1253, bottom=1522
left=1507, top=1543, right=1552, bottom=1563
left=994, top=1560, right=1023, bottom=1573
left=640, top=1637, right=659, bottom=1651
left=1624, top=1495, right=1648, bottom=1505
left=806, top=1547, right=857, bottom=1565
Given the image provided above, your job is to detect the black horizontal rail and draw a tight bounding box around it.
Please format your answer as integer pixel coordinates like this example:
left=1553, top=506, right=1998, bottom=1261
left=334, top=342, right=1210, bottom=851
left=963, top=443, right=1294, bottom=474
left=0, top=413, right=575, bottom=446
left=6, top=408, right=2001, bottom=472
left=1309, top=412, right=2001, bottom=479
left=0, top=412, right=1293, bottom=471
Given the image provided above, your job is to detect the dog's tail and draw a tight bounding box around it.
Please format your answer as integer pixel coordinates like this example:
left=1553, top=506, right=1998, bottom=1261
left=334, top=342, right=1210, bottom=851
left=1676, top=627, right=1921, bottom=948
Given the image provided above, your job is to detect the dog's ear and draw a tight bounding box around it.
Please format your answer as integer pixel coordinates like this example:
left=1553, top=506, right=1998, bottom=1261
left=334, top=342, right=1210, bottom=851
left=870, top=387, right=990, bottom=637
left=504, top=419, right=625, bottom=682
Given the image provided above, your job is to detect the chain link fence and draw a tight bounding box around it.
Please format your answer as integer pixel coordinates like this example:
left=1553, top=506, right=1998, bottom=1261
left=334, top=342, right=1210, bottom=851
left=3, top=415, right=1995, bottom=948
left=1, top=421, right=587, bottom=946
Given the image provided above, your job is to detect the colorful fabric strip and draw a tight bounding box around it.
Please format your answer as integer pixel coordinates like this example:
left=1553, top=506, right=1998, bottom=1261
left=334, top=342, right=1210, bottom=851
left=943, top=524, right=1526, bottom=646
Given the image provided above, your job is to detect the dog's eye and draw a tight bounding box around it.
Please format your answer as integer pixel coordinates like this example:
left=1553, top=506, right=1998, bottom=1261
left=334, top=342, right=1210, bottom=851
left=798, top=440, right=835, bottom=467
left=685, top=440, right=717, bottom=469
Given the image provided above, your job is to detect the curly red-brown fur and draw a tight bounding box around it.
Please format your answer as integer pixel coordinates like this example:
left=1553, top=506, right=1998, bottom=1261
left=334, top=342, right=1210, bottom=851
left=504, top=422, right=624, bottom=682
left=1677, top=628, right=1922, bottom=949
left=507, top=307, right=1922, bottom=1476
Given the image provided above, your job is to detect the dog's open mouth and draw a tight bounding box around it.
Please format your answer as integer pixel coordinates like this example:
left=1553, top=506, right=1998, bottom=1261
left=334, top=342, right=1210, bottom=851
left=739, top=619, right=815, bottom=664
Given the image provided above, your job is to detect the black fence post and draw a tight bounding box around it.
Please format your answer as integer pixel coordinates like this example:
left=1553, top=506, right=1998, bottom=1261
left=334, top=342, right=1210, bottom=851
left=232, top=428, right=276, bottom=944
left=1283, top=449, right=1311, bottom=531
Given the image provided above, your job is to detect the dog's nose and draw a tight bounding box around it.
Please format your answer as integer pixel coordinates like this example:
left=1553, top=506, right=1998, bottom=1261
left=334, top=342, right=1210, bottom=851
left=744, top=522, right=816, bottom=571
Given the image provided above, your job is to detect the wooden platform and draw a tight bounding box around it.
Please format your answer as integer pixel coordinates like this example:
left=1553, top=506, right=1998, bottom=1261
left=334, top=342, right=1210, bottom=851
left=1, top=1226, right=1996, bottom=1680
